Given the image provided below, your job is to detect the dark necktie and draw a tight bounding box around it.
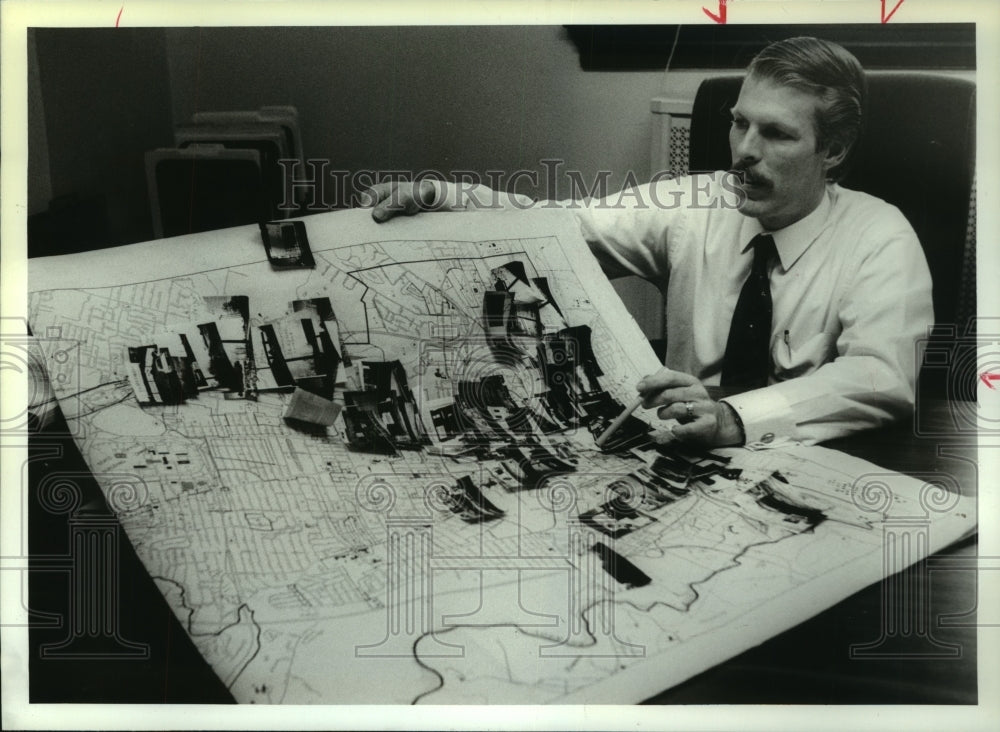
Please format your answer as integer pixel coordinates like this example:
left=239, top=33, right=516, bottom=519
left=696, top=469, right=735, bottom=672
left=720, top=233, right=776, bottom=391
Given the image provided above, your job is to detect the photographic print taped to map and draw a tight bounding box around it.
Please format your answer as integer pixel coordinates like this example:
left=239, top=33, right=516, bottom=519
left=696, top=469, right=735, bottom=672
left=260, top=219, right=315, bottom=269
left=254, top=297, right=342, bottom=398
left=201, top=295, right=252, bottom=394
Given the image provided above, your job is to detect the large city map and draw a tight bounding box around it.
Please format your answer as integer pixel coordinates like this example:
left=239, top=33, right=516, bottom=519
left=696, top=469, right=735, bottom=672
left=27, top=208, right=975, bottom=704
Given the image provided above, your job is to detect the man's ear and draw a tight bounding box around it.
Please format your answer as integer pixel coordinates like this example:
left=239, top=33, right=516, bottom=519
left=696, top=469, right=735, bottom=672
left=823, top=141, right=849, bottom=173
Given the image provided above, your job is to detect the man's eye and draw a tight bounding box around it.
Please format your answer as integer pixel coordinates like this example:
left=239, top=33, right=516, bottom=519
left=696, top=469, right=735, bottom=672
left=730, top=117, right=748, bottom=129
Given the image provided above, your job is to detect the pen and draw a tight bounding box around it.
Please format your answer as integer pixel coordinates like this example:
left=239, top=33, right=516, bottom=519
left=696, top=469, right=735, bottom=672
left=595, top=395, right=645, bottom=448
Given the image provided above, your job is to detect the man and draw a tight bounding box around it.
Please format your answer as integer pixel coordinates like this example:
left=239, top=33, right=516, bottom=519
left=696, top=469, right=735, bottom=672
left=363, top=37, right=933, bottom=448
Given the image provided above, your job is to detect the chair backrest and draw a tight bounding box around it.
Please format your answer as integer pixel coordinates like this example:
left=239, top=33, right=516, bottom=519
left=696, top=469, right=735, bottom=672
left=688, top=72, right=976, bottom=331
left=145, top=145, right=269, bottom=239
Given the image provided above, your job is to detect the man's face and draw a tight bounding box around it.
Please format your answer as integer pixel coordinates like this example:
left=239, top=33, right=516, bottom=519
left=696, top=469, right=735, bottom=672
left=729, top=75, right=843, bottom=231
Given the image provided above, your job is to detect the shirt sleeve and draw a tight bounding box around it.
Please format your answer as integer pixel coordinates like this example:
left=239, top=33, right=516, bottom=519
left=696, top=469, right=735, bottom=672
left=425, top=179, right=536, bottom=212
left=723, top=216, right=934, bottom=445
left=430, top=176, right=702, bottom=281
left=574, top=177, right=715, bottom=279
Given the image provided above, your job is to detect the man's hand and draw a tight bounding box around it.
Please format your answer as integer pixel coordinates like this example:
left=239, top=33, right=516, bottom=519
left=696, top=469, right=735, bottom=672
left=361, top=180, right=437, bottom=223
left=637, top=368, right=744, bottom=447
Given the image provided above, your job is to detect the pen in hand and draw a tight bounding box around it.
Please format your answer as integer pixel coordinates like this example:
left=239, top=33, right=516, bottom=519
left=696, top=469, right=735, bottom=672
left=594, top=395, right=645, bottom=448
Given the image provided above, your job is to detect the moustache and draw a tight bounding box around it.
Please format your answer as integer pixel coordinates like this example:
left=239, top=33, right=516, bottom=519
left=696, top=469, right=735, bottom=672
left=728, top=166, right=771, bottom=189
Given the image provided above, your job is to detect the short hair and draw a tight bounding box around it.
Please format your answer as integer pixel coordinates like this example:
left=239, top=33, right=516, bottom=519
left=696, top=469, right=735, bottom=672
left=746, top=36, right=867, bottom=181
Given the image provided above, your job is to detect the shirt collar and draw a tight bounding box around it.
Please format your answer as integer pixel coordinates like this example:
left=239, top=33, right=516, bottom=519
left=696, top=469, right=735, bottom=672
left=741, top=185, right=833, bottom=270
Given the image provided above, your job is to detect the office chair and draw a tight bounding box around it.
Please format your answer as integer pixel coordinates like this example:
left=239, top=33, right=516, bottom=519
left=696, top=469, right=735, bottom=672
left=145, top=145, right=271, bottom=239
left=145, top=106, right=306, bottom=239
left=688, top=72, right=977, bottom=399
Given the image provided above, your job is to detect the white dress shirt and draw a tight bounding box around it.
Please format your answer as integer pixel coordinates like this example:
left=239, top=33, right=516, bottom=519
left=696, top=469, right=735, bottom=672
left=429, top=174, right=934, bottom=445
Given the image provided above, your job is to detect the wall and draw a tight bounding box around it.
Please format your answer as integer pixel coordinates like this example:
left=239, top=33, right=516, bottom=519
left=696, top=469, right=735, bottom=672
left=29, top=26, right=675, bottom=250
left=164, top=26, right=667, bottom=203
left=27, top=32, right=53, bottom=214
left=30, top=28, right=176, bottom=248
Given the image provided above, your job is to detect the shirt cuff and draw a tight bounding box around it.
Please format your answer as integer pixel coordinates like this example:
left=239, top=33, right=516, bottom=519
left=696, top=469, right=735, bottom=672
left=721, top=387, right=797, bottom=449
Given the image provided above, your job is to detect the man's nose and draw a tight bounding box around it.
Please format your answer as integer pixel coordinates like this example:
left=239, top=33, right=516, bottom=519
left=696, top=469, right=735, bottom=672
left=732, top=128, right=761, bottom=164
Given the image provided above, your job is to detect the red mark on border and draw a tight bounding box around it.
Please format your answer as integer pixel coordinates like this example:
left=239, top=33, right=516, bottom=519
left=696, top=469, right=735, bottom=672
left=881, top=0, right=905, bottom=23
left=981, top=373, right=1000, bottom=390
left=703, top=0, right=727, bottom=24
left=115, top=6, right=123, bottom=28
